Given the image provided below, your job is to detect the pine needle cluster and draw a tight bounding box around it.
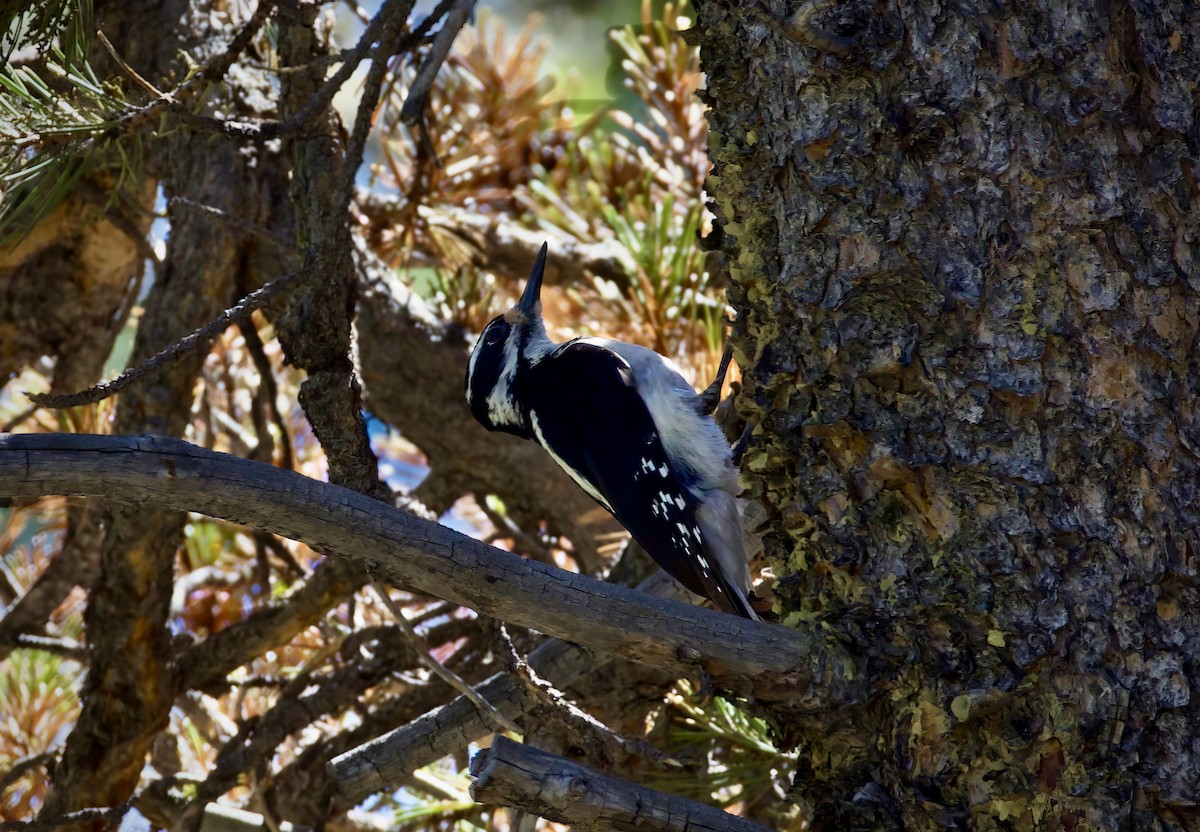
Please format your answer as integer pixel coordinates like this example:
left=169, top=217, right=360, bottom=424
left=0, top=0, right=144, bottom=247
left=368, top=1, right=728, bottom=384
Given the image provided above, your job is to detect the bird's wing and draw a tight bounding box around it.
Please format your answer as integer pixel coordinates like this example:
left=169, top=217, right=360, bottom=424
left=523, top=341, right=747, bottom=615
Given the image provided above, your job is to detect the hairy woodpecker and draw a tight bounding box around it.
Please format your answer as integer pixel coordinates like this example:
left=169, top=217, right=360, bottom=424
left=464, top=243, right=757, bottom=619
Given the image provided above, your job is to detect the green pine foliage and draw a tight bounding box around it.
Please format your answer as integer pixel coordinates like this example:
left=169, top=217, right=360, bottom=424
left=0, top=0, right=140, bottom=248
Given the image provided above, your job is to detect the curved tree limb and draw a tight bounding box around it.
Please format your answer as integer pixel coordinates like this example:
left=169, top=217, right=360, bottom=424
left=469, top=736, right=773, bottom=832
left=0, top=433, right=861, bottom=714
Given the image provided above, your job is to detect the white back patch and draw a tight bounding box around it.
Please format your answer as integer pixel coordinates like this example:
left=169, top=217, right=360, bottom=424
left=587, top=338, right=736, bottom=495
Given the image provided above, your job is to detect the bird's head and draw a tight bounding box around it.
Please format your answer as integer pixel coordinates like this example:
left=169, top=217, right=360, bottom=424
left=465, top=242, right=550, bottom=436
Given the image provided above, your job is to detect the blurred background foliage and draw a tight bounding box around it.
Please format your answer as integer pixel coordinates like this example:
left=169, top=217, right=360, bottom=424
left=0, top=1, right=776, bottom=830
left=368, top=0, right=729, bottom=380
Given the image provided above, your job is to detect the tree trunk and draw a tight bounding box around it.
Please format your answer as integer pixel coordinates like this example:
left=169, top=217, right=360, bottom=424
left=698, top=1, right=1199, bottom=829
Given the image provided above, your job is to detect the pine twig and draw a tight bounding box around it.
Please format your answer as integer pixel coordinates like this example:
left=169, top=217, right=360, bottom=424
left=28, top=261, right=313, bottom=409
left=496, top=624, right=681, bottom=769
left=96, top=31, right=167, bottom=99
left=372, top=582, right=523, bottom=736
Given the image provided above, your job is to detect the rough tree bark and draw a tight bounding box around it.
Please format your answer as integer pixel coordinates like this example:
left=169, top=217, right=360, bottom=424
left=698, top=0, right=1199, bottom=829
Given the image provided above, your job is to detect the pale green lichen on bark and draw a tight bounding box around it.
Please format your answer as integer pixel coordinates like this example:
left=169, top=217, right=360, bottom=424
left=698, top=0, right=1200, bottom=829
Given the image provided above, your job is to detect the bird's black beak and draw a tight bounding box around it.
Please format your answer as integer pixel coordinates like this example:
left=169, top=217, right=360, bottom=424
left=517, top=242, right=548, bottom=315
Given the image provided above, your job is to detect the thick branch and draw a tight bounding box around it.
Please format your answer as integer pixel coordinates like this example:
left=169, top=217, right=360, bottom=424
left=469, top=736, right=772, bottom=832
left=0, top=434, right=857, bottom=714
left=329, top=572, right=684, bottom=804
left=271, top=678, right=468, bottom=825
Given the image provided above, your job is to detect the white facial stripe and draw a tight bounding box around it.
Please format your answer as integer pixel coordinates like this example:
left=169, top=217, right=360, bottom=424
left=531, top=410, right=614, bottom=513
left=486, top=332, right=523, bottom=426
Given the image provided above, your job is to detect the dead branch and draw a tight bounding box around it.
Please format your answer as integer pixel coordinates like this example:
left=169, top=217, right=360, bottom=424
left=271, top=680, right=470, bottom=824
left=28, top=262, right=313, bottom=409
left=398, top=0, right=476, bottom=125
left=469, top=736, right=773, bottom=832
left=336, top=0, right=415, bottom=211
left=0, top=433, right=858, bottom=710
left=496, top=623, right=678, bottom=768
left=173, top=627, right=421, bottom=832
left=372, top=583, right=522, bottom=735
left=328, top=571, right=685, bottom=804
left=176, top=557, right=363, bottom=695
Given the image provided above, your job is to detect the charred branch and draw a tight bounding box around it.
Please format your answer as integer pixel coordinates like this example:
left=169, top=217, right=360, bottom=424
left=468, top=736, right=773, bottom=832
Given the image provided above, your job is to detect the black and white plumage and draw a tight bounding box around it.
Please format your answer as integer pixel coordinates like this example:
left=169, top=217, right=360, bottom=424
left=465, top=243, right=757, bottom=619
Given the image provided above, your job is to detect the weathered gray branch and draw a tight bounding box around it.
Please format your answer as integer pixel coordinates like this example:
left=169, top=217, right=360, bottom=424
left=469, top=736, right=772, bottom=832
left=329, top=571, right=685, bottom=804
left=0, top=433, right=860, bottom=714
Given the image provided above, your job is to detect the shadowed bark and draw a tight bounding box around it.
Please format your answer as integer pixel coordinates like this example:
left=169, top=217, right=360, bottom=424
left=36, top=3, right=282, bottom=819
left=41, top=165, right=250, bottom=819
left=699, top=1, right=1200, bottom=828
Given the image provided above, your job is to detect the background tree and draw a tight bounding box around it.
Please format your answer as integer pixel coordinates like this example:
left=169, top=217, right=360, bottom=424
left=698, top=0, right=1200, bottom=829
